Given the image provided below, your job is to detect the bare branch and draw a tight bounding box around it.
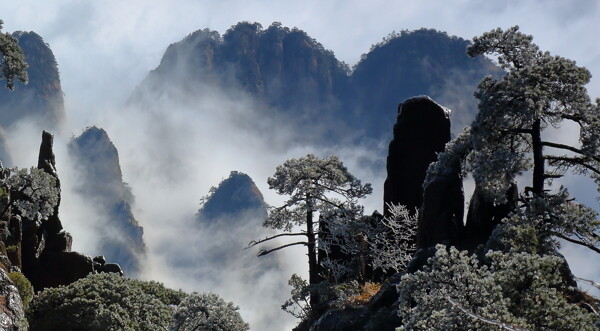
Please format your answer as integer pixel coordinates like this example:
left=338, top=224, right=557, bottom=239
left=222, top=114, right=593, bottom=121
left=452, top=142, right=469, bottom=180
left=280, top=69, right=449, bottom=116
left=543, top=173, right=563, bottom=179
left=246, top=232, right=307, bottom=249
left=445, top=297, right=529, bottom=331
left=542, top=141, right=600, bottom=163
left=551, top=232, right=600, bottom=254
left=546, top=156, right=600, bottom=175
left=574, top=277, right=600, bottom=290
left=258, top=242, right=308, bottom=257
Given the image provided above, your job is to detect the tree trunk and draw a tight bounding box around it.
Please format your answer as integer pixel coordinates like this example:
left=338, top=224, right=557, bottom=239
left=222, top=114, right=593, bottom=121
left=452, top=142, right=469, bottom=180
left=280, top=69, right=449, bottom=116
left=305, top=194, right=320, bottom=310
left=532, top=119, right=545, bottom=196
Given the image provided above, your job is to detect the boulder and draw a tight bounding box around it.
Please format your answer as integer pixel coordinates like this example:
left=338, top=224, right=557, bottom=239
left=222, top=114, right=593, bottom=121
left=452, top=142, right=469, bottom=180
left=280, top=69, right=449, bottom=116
left=36, top=130, right=63, bottom=240
left=28, top=251, right=94, bottom=291
left=383, top=96, right=451, bottom=217
left=99, top=263, right=123, bottom=276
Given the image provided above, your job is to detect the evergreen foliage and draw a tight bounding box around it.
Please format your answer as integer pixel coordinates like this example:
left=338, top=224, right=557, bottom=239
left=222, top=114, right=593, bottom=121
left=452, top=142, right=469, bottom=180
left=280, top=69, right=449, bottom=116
left=27, top=273, right=181, bottom=330
left=397, top=245, right=597, bottom=330
left=4, top=167, right=59, bottom=220
left=0, top=166, right=59, bottom=221
left=171, top=292, right=249, bottom=331
left=250, top=154, right=372, bottom=310
left=0, top=19, right=28, bottom=90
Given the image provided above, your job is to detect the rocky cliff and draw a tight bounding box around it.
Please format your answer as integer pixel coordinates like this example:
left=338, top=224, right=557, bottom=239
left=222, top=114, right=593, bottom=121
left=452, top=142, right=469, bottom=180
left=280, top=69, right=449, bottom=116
left=0, top=31, right=65, bottom=130
left=68, top=127, right=145, bottom=276
left=311, top=96, right=495, bottom=330
left=130, top=23, right=501, bottom=144
left=0, top=31, right=65, bottom=167
left=0, top=131, right=123, bottom=293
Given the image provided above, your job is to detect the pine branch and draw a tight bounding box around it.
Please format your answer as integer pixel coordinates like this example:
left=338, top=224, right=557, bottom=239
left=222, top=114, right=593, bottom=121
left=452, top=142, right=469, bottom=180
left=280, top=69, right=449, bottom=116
left=257, top=242, right=308, bottom=257
left=445, top=297, right=529, bottom=331
left=546, top=156, right=600, bottom=175
left=551, top=232, right=600, bottom=254
left=542, top=141, right=600, bottom=163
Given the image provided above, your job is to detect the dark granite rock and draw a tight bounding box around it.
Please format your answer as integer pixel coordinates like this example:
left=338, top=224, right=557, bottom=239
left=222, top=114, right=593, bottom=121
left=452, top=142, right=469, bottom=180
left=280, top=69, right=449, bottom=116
left=417, top=164, right=464, bottom=249
left=43, top=231, right=72, bottom=252
left=463, top=183, right=518, bottom=251
left=99, top=263, right=123, bottom=276
left=310, top=306, right=369, bottom=331
left=93, top=256, right=106, bottom=265
left=383, top=96, right=451, bottom=217
left=20, top=131, right=120, bottom=291
left=37, top=131, right=62, bottom=235
left=28, top=251, right=94, bottom=291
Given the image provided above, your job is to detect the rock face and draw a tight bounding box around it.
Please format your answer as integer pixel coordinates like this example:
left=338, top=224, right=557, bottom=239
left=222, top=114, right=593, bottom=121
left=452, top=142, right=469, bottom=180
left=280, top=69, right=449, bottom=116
left=309, top=97, right=462, bottom=330
left=383, top=96, right=451, bottom=216
left=19, top=131, right=123, bottom=292
left=68, top=126, right=145, bottom=276
left=0, top=268, right=26, bottom=330
left=0, top=31, right=65, bottom=130
left=131, top=24, right=501, bottom=143
left=0, top=31, right=65, bottom=167
left=417, top=163, right=464, bottom=249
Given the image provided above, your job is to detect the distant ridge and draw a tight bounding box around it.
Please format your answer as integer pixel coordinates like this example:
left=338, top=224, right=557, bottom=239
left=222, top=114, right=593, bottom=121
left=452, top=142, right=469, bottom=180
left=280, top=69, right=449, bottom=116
left=131, top=23, right=502, bottom=142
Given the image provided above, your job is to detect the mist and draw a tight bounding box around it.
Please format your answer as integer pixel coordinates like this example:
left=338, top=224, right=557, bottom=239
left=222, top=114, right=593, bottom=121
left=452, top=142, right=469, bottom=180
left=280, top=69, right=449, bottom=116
left=1, top=1, right=600, bottom=329
left=2, top=75, right=386, bottom=330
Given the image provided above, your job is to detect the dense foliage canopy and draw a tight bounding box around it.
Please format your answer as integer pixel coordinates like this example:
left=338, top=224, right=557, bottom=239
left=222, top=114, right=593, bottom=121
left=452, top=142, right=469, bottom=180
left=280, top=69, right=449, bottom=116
left=27, top=273, right=186, bottom=330
left=171, top=292, right=249, bottom=331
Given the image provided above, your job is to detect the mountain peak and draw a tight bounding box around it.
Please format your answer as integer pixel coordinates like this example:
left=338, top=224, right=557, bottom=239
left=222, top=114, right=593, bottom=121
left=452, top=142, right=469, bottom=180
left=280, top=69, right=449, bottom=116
left=197, top=171, right=266, bottom=222
left=0, top=30, right=65, bottom=129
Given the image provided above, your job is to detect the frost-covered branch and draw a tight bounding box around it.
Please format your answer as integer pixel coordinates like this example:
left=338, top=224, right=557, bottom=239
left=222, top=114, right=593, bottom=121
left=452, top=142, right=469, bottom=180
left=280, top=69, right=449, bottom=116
left=446, top=297, right=530, bottom=331
left=551, top=232, right=600, bottom=254
left=543, top=141, right=600, bottom=163
left=369, top=203, right=417, bottom=273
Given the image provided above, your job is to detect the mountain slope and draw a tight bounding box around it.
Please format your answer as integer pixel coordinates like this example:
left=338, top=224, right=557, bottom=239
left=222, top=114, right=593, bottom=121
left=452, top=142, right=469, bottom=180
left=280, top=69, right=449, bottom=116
left=68, top=126, right=145, bottom=276
left=0, top=31, right=65, bottom=129
left=131, top=23, right=501, bottom=142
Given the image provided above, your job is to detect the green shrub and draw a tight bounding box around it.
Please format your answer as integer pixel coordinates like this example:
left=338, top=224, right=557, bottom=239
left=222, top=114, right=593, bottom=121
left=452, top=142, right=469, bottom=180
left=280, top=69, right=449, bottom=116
left=8, top=271, right=33, bottom=308
left=27, top=273, right=180, bottom=331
